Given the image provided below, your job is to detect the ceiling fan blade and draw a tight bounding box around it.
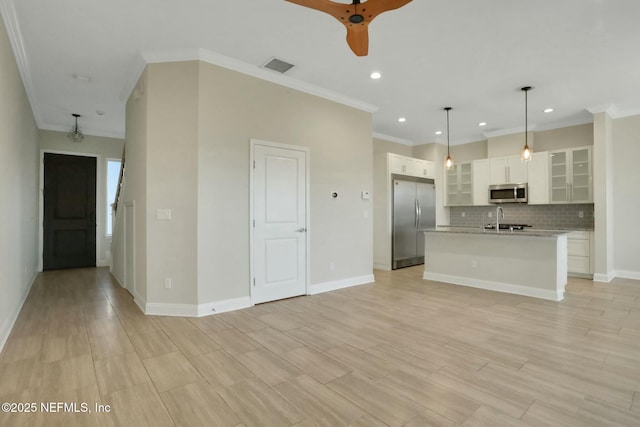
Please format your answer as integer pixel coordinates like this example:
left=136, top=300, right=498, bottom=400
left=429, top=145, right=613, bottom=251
left=346, top=24, right=369, bottom=56
left=286, top=0, right=412, bottom=56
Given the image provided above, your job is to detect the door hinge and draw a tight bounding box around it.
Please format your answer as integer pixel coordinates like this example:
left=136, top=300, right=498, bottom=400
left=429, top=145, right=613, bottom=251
left=253, top=219, right=255, bottom=227
left=253, top=160, right=256, bottom=169
left=253, top=278, right=255, bottom=287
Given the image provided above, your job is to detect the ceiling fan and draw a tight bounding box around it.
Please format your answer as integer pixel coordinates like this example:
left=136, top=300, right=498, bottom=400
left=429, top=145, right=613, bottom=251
left=285, top=0, right=413, bottom=56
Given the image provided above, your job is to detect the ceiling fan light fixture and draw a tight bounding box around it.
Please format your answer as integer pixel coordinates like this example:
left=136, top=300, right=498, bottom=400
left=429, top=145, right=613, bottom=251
left=285, top=0, right=413, bottom=56
left=521, top=86, right=533, bottom=161
left=67, top=113, right=84, bottom=143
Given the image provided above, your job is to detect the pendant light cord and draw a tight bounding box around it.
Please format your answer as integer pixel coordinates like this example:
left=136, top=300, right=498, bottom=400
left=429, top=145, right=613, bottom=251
left=525, top=88, right=528, bottom=148
left=445, top=107, right=452, bottom=156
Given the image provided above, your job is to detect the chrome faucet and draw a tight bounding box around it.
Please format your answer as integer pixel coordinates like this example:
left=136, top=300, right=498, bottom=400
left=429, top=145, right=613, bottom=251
left=496, top=206, right=504, bottom=232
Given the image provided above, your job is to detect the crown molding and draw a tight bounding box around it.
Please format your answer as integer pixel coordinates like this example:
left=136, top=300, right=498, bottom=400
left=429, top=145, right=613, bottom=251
left=372, top=132, right=414, bottom=146
left=483, top=126, right=537, bottom=139
left=0, top=0, right=43, bottom=126
left=120, top=47, right=379, bottom=114
left=39, top=123, right=125, bottom=140
left=586, top=104, right=616, bottom=116
left=587, top=104, right=640, bottom=120
left=533, top=115, right=593, bottom=132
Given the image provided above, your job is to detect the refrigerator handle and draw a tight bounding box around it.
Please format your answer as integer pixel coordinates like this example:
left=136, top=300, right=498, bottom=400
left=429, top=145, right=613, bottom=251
left=415, top=199, right=419, bottom=228
left=417, top=200, right=422, bottom=228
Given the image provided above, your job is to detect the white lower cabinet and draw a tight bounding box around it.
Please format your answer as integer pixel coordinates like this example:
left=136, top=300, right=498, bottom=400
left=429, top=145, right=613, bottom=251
left=567, top=231, right=593, bottom=277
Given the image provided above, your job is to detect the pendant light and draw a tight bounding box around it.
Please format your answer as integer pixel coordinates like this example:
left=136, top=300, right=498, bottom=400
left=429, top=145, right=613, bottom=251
left=67, top=113, right=85, bottom=143
left=521, top=86, right=533, bottom=161
left=444, top=107, right=454, bottom=170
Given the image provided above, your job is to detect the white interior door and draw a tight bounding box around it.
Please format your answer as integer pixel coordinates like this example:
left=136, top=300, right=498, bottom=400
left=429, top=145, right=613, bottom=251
left=252, top=143, right=307, bottom=304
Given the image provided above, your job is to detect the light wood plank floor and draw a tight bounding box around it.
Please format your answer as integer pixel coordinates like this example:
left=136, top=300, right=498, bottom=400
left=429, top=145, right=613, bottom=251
left=1, top=266, right=640, bottom=426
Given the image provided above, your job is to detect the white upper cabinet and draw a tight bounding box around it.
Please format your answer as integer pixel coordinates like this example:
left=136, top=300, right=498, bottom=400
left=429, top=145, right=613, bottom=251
left=549, top=146, right=592, bottom=203
left=389, top=153, right=415, bottom=176
left=445, top=162, right=473, bottom=206
left=527, top=151, right=550, bottom=205
left=489, top=155, right=528, bottom=184
left=472, top=159, right=490, bottom=205
left=388, top=153, right=434, bottom=179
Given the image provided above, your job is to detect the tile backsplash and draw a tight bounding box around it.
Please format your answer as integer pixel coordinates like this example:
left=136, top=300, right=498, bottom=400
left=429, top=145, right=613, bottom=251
left=449, top=204, right=594, bottom=230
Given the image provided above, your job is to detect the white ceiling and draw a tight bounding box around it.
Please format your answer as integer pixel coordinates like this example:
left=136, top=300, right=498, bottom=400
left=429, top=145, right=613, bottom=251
left=4, top=0, right=640, bottom=145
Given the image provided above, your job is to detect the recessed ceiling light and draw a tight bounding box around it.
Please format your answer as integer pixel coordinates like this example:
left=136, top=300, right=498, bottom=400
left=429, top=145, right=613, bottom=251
left=435, top=130, right=443, bottom=135
left=370, top=72, right=382, bottom=80
left=96, top=110, right=105, bottom=116
left=478, top=122, right=487, bottom=127
left=544, top=108, right=554, bottom=113
left=398, top=117, right=406, bottom=123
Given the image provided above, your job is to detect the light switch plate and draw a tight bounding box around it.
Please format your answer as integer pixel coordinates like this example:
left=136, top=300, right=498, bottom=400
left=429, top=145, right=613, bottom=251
left=157, top=209, right=172, bottom=220
left=361, top=191, right=371, bottom=200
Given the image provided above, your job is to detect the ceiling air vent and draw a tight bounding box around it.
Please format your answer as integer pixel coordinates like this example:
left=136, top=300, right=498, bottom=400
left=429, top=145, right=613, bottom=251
left=263, top=58, right=295, bottom=74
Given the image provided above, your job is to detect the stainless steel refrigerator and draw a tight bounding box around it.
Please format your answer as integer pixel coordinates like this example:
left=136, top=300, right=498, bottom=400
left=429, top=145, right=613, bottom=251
left=392, top=177, right=436, bottom=269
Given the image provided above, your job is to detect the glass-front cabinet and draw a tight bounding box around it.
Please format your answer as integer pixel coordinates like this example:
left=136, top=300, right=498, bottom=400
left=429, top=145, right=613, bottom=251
left=550, top=146, right=592, bottom=203
left=446, top=162, right=473, bottom=206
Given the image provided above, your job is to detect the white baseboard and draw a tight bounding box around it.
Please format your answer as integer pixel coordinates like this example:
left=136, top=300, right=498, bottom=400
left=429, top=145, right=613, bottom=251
left=614, top=270, right=640, bottom=281
left=423, top=271, right=564, bottom=302
left=593, top=271, right=616, bottom=283
left=308, top=274, right=375, bottom=295
left=97, top=259, right=110, bottom=267
left=145, top=302, right=198, bottom=317
left=373, top=262, right=391, bottom=271
left=141, top=296, right=253, bottom=318
left=197, top=297, right=252, bottom=317
left=0, top=271, right=38, bottom=354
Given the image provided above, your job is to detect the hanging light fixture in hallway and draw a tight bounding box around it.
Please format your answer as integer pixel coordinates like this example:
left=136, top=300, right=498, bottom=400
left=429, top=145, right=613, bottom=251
left=67, top=113, right=84, bottom=143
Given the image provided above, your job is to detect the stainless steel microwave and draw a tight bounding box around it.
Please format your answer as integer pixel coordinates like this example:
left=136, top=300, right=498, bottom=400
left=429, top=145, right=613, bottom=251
left=489, top=183, right=528, bottom=203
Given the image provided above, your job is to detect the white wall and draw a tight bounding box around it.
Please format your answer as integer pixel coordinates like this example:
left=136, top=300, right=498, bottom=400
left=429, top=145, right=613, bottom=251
left=612, top=115, right=640, bottom=278
left=373, top=137, right=412, bottom=156
left=593, top=112, right=615, bottom=281
left=145, top=61, right=199, bottom=306
left=0, top=16, right=39, bottom=350
left=38, top=130, right=124, bottom=268
left=197, top=61, right=373, bottom=304
left=535, top=124, right=593, bottom=151
left=120, top=60, right=374, bottom=314
left=118, top=68, right=149, bottom=307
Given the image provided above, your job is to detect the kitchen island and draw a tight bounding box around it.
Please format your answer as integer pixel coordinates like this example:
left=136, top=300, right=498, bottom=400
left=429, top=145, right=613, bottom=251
left=423, top=227, right=568, bottom=301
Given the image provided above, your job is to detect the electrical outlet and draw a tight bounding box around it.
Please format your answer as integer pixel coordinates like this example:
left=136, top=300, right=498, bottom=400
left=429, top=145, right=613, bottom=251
left=488, top=212, right=493, bottom=218
left=471, top=260, right=478, bottom=268
left=578, top=211, right=584, bottom=218
left=329, top=262, right=335, bottom=271
left=164, top=278, right=172, bottom=289
left=461, top=212, right=466, bottom=217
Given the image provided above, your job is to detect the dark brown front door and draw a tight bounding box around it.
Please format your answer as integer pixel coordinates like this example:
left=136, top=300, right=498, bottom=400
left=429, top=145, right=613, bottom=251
left=43, top=153, right=97, bottom=270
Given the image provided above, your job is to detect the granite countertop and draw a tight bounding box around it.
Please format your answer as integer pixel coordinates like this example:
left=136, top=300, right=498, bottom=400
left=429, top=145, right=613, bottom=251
left=423, top=226, right=568, bottom=237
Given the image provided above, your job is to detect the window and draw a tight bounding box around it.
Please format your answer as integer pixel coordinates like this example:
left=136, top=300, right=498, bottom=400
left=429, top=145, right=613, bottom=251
left=106, top=159, right=122, bottom=236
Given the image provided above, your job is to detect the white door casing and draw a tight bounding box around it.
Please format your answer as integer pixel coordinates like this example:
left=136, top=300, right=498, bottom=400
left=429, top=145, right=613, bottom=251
left=251, top=140, right=308, bottom=304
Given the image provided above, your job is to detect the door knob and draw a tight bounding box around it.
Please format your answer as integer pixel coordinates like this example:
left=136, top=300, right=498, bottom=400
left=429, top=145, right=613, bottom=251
left=295, top=228, right=307, bottom=233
